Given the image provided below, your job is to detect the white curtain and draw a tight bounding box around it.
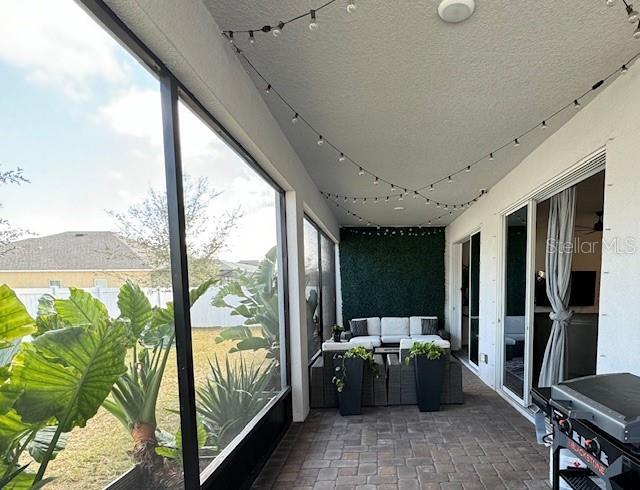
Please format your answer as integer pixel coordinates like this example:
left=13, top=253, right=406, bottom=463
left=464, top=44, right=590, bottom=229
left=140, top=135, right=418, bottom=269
left=538, top=186, right=576, bottom=387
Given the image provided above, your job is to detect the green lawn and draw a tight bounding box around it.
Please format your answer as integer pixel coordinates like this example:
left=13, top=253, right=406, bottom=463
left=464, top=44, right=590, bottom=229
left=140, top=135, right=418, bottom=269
left=42, top=328, right=268, bottom=490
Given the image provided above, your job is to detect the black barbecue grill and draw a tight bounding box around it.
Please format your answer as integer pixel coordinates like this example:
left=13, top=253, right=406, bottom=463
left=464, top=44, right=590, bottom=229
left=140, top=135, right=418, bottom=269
left=532, top=373, right=640, bottom=490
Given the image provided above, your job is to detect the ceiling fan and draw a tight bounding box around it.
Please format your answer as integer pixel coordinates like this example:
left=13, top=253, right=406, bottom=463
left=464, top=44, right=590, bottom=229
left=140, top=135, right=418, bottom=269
left=576, top=211, right=603, bottom=235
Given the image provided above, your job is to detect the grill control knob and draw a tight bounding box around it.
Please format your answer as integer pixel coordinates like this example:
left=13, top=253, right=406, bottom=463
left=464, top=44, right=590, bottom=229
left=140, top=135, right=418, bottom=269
left=585, top=438, right=600, bottom=454
left=558, top=419, right=572, bottom=435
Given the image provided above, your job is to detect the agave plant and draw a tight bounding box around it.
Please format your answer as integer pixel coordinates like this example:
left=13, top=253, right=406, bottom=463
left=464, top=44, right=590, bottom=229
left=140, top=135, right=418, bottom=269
left=213, top=247, right=280, bottom=362
left=196, top=356, right=275, bottom=450
left=0, top=285, right=127, bottom=488
left=102, top=279, right=215, bottom=487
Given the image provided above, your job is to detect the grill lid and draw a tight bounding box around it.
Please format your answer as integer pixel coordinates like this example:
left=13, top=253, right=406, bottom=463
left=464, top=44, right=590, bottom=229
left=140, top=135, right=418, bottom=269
left=551, top=373, right=640, bottom=444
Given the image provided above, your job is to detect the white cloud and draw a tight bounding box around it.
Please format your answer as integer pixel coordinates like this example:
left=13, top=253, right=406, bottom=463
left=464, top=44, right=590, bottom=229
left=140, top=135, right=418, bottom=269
left=0, top=0, right=128, bottom=99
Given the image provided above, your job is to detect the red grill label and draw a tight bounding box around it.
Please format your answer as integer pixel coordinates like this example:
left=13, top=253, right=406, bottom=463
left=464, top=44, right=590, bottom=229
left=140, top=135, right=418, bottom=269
left=567, top=440, right=607, bottom=476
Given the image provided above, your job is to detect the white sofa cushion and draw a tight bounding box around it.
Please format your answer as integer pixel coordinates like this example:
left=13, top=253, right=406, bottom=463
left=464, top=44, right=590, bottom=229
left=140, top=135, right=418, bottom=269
left=349, top=336, right=382, bottom=348
left=349, top=317, right=381, bottom=336
left=322, top=341, right=358, bottom=352
left=381, top=334, right=410, bottom=344
left=400, top=336, right=450, bottom=350
left=381, top=317, right=409, bottom=336
left=409, top=316, right=438, bottom=336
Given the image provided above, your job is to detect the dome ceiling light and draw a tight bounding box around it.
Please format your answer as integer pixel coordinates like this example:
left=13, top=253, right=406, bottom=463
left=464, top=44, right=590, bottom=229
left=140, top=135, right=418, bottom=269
left=438, top=0, right=476, bottom=23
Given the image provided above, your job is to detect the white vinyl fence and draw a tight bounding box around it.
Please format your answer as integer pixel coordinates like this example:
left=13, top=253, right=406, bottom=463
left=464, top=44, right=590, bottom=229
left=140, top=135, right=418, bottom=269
left=15, top=287, right=244, bottom=328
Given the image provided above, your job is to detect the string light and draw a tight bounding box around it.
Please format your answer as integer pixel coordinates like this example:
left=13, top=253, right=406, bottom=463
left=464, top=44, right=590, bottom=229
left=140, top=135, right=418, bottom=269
left=627, top=3, right=639, bottom=22
left=465, top=165, right=471, bottom=173
left=273, top=21, right=285, bottom=37
left=347, top=0, right=357, bottom=13
left=541, top=120, right=548, bottom=129
left=374, top=176, right=380, bottom=185
left=264, top=84, right=271, bottom=94
left=309, top=9, right=319, bottom=30
left=574, top=99, right=581, bottom=109
left=358, top=167, right=365, bottom=176
left=249, top=31, right=255, bottom=44
left=413, top=191, right=419, bottom=199
left=622, top=64, right=629, bottom=73
left=339, top=152, right=346, bottom=162
left=317, top=135, right=324, bottom=145
left=448, top=175, right=453, bottom=183
left=227, top=29, right=640, bottom=197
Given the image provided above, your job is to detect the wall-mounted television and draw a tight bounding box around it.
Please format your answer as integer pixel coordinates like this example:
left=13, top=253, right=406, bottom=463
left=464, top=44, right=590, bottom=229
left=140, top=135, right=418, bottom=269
left=535, top=270, right=597, bottom=307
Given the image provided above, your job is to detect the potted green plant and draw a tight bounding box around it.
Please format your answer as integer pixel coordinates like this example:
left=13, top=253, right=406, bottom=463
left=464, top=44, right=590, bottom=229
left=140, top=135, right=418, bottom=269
left=331, top=324, right=344, bottom=342
left=332, top=346, right=378, bottom=416
left=405, top=341, right=446, bottom=412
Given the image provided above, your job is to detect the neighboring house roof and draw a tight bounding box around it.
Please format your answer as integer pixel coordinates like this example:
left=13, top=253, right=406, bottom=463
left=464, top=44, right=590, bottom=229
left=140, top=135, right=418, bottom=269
left=217, top=259, right=259, bottom=279
left=0, top=231, right=151, bottom=271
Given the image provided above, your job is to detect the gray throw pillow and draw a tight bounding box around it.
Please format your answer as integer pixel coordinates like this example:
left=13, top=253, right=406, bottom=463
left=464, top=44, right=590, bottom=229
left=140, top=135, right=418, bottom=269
left=421, top=318, right=439, bottom=335
left=349, top=319, right=368, bottom=337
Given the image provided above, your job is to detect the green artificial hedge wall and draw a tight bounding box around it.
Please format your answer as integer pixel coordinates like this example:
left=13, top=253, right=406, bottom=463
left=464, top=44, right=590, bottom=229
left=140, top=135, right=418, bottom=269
left=339, top=227, right=446, bottom=326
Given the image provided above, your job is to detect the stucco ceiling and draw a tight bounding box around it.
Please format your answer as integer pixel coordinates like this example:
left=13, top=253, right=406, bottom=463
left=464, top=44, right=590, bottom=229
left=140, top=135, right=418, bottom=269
left=203, top=0, right=637, bottom=226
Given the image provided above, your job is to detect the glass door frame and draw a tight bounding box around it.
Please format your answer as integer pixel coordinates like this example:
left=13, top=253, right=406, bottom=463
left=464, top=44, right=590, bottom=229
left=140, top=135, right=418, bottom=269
left=497, top=200, right=537, bottom=407
left=468, top=231, right=481, bottom=369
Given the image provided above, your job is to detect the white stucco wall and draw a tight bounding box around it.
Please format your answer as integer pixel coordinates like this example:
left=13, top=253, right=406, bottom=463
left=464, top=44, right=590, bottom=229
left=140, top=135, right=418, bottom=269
left=446, top=61, right=640, bottom=390
left=99, top=0, right=340, bottom=421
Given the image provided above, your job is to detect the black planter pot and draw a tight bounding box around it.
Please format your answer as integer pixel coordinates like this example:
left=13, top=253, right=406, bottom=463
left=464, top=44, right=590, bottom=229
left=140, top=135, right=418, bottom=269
left=333, top=332, right=341, bottom=342
left=414, top=355, right=446, bottom=412
left=334, top=356, right=364, bottom=416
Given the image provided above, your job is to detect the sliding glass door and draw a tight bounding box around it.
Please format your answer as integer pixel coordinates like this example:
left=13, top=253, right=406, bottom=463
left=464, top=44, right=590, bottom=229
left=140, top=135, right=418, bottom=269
left=502, top=205, right=531, bottom=402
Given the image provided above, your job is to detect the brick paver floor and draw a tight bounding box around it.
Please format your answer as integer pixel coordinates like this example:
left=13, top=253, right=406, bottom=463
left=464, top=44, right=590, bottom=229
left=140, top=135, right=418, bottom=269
left=252, top=366, right=550, bottom=489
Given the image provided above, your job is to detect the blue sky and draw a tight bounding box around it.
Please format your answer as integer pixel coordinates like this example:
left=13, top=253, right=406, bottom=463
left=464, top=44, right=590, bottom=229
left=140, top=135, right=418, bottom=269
left=0, top=0, right=277, bottom=262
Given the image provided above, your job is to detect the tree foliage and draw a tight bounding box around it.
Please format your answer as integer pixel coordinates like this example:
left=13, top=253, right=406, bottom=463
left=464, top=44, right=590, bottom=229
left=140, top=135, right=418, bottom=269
left=107, top=175, right=242, bottom=287
left=0, top=166, right=29, bottom=254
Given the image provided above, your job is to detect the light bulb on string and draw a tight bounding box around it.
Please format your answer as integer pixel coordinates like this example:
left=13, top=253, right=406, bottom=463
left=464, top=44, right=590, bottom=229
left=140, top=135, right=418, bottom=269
left=347, top=0, right=357, bottom=13
left=425, top=199, right=430, bottom=205
left=542, top=121, right=548, bottom=129
left=317, top=135, right=324, bottom=145
left=264, top=84, right=271, bottom=94
left=622, top=64, right=629, bottom=73
left=385, top=196, right=390, bottom=202
left=358, top=167, right=365, bottom=176
left=228, top=31, right=234, bottom=43
left=291, top=113, right=299, bottom=124
left=465, top=165, right=471, bottom=173
left=374, top=176, right=380, bottom=185
left=448, top=175, right=453, bottom=184
left=338, top=153, right=346, bottom=163
left=514, top=138, right=520, bottom=147
left=413, top=191, right=418, bottom=199
left=390, top=185, right=396, bottom=192
left=429, top=184, right=435, bottom=191
left=574, top=99, right=581, bottom=109
left=607, top=0, right=616, bottom=6
left=249, top=31, right=255, bottom=44
left=309, top=9, right=318, bottom=30
left=273, top=21, right=284, bottom=37
left=399, top=194, right=404, bottom=201
left=627, top=4, right=639, bottom=22
left=489, top=152, right=494, bottom=161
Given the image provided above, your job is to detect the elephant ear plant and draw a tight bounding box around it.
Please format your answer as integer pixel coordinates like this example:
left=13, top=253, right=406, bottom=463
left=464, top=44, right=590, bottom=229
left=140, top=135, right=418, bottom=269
left=0, top=285, right=127, bottom=488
